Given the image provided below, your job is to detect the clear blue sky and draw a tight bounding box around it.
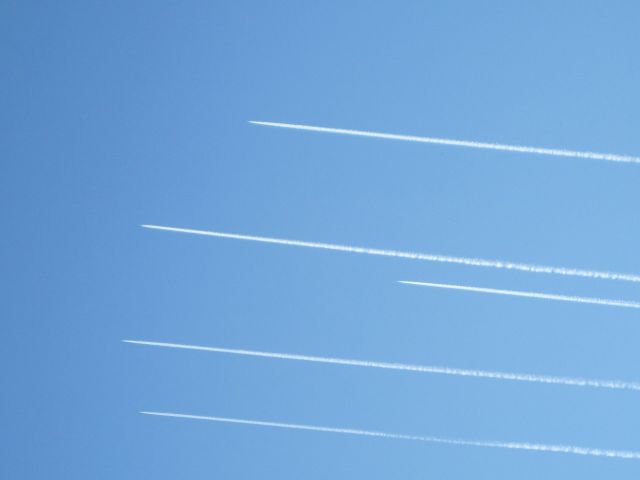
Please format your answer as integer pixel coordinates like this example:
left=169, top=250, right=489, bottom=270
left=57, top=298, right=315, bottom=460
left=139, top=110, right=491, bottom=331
left=3, top=1, right=640, bottom=478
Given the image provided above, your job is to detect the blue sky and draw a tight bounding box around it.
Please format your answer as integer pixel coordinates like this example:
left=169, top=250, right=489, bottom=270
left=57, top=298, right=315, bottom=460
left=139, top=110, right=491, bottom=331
left=3, top=1, right=640, bottom=478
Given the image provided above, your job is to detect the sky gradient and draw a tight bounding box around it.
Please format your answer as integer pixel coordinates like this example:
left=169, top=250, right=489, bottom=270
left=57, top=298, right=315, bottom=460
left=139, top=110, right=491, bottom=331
left=3, top=1, right=640, bottom=478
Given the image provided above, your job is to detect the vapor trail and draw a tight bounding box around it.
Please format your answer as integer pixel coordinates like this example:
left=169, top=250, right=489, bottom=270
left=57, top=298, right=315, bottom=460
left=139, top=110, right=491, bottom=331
left=250, top=120, right=640, bottom=164
left=124, top=339, right=640, bottom=391
left=399, top=280, right=640, bottom=309
left=140, top=224, right=640, bottom=283
left=141, top=411, right=640, bottom=460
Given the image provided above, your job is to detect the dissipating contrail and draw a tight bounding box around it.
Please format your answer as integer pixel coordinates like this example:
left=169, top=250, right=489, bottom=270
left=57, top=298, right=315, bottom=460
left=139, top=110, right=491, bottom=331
left=399, top=280, right=640, bottom=309
left=140, top=224, right=640, bottom=283
left=124, top=340, right=640, bottom=391
left=140, top=411, right=640, bottom=460
left=250, top=120, right=640, bottom=164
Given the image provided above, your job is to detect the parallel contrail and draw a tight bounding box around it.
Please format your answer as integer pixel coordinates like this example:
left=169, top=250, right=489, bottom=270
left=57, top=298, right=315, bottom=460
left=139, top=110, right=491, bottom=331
left=399, top=280, right=640, bottom=309
left=141, top=411, right=640, bottom=460
left=250, top=120, right=640, bottom=164
left=140, top=224, right=640, bottom=283
left=124, top=339, right=640, bottom=391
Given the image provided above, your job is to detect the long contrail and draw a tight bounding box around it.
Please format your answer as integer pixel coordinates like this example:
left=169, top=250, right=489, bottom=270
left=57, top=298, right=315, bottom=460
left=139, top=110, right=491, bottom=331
left=140, top=224, right=640, bottom=283
left=250, top=120, right=640, bottom=164
left=399, top=280, right=640, bottom=309
left=140, top=411, right=640, bottom=460
left=123, top=340, right=640, bottom=391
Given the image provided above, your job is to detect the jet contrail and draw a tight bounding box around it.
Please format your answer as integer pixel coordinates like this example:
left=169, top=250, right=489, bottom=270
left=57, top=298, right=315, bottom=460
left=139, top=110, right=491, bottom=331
left=140, top=224, right=640, bottom=283
left=124, top=339, right=640, bottom=391
left=399, top=280, right=640, bottom=309
left=141, top=411, right=640, bottom=460
left=250, top=120, right=640, bottom=164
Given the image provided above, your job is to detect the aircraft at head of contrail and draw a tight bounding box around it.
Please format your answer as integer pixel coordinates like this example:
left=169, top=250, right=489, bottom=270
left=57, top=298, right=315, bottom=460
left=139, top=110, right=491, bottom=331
left=249, top=120, right=640, bottom=164
left=140, top=411, right=640, bottom=460
left=399, top=280, right=640, bottom=309
left=123, top=339, right=640, bottom=391
left=140, top=224, right=640, bottom=283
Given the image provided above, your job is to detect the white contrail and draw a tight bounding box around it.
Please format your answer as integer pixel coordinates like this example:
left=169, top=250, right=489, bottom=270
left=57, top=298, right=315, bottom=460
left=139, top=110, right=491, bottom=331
left=249, top=120, right=640, bottom=164
left=140, top=224, right=640, bottom=283
left=140, top=411, right=640, bottom=460
left=399, top=280, right=640, bottom=309
left=124, top=339, right=640, bottom=391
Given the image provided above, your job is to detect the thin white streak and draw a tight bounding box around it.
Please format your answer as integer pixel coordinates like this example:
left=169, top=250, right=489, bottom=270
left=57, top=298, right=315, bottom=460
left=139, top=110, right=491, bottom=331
left=140, top=411, right=640, bottom=460
left=399, top=280, right=640, bottom=309
left=249, top=120, right=640, bottom=164
left=140, top=224, right=640, bottom=283
left=124, top=340, right=640, bottom=391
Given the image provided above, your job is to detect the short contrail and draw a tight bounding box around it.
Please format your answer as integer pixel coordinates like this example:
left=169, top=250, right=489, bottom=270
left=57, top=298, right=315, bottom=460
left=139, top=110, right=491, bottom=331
left=124, top=339, right=640, bottom=391
left=141, top=411, right=640, bottom=460
left=140, top=224, right=640, bottom=283
left=399, top=280, right=640, bottom=309
left=250, top=120, right=640, bottom=164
